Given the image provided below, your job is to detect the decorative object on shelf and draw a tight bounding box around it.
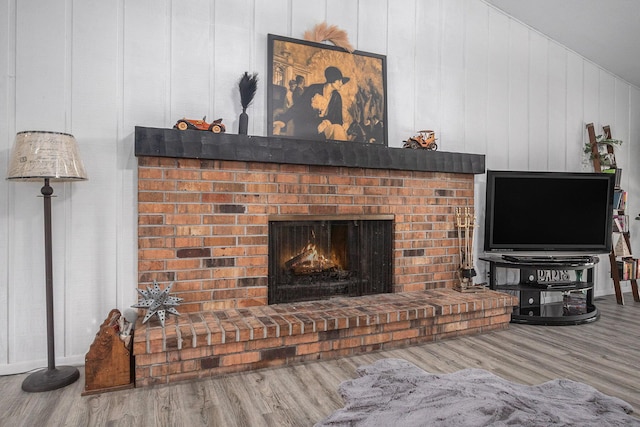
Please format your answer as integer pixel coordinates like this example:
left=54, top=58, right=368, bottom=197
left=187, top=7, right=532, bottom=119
left=583, top=126, right=622, bottom=172
left=174, top=116, right=225, bottom=133
left=614, top=234, right=632, bottom=257
left=403, top=130, right=438, bottom=150
left=303, top=22, right=354, bottom=53
left=613, top=214, right=628, bottom=233
left=455, top=207, right=482, bottom=292
left=132, top=280, right=183, bottom=327
left=563, top=291, right=587, bottom=316
left=238, top=71, right=258, bottom=135
left=536, top=269, right=571, bottom=282
left=268, top=34, right=387, bottom=145
left=616, top=258, right=640, bottom=281
left=6, top=130, right=88, bottom=392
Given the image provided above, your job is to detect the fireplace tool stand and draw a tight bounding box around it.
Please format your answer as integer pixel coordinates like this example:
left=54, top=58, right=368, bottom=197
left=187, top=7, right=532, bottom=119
left=455, top=207, right=483, bottom=292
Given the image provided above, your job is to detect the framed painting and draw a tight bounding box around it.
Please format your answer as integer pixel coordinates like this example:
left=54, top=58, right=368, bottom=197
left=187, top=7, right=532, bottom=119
left=267, top=34, right=387, bottom=146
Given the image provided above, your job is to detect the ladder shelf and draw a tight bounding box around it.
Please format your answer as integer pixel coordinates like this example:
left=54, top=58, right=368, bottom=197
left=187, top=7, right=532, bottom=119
left=586, top=123, right=639, bottom=304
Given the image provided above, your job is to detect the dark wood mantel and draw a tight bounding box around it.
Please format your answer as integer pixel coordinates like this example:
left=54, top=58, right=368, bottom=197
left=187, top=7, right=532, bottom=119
left=135, top=127, right=485, bottom=175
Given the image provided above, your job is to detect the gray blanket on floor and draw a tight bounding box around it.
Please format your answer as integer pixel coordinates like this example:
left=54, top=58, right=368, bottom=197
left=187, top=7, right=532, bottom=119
left=315, top=358, right=640, bottom=426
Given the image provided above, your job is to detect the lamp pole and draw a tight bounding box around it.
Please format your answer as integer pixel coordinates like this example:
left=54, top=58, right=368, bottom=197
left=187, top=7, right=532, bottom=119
left=43, top=179, right=55, bottom=371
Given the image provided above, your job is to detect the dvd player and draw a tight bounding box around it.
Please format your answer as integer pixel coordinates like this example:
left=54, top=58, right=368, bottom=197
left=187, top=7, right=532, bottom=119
left=501, top=255, right=593, bottom=264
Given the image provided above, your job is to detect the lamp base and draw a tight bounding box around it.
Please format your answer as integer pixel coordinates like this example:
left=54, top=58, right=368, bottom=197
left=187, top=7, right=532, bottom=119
left=21, top=366, right=80, bottom=392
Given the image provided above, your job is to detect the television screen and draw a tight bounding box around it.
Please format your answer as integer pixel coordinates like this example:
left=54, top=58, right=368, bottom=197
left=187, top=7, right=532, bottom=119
left=484, top=170, right=615, bottom=254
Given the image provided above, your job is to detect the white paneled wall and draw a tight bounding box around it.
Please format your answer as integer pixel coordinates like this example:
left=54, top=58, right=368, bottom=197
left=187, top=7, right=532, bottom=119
left=0, top=0, right=12, bottom=371
left=0, top=0, right=638, bottom=373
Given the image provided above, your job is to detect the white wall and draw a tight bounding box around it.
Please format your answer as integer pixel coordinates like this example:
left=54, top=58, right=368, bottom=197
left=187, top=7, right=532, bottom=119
left=0, top=0, right=638, bottom=374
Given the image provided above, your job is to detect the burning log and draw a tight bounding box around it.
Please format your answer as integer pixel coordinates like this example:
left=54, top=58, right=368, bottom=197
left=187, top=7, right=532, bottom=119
left=291, top=259, right=339, bottom=275
left=285, top=243, right=340, bottom=275
left=285, top=248, right=315, bottom=270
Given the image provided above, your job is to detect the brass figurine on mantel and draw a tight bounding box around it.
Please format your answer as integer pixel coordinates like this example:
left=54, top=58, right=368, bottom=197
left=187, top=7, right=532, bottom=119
left=455, top=207, right=483, bottom=292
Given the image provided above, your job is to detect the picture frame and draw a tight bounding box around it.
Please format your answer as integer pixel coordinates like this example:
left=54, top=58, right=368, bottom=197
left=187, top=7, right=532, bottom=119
left=267, top=34, right=388, bottom=146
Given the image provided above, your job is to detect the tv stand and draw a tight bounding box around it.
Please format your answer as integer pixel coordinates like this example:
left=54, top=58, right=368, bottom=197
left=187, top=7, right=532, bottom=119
left=480, top=255, right=599, bottom=325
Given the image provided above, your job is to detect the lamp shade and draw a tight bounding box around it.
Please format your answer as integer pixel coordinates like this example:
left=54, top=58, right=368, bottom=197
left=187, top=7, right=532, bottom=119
left=6, top=131, right=88, bottom=181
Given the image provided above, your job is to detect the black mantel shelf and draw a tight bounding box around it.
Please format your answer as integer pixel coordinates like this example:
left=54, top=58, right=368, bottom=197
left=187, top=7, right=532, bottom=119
left=134, top=126, right=485, bottom=175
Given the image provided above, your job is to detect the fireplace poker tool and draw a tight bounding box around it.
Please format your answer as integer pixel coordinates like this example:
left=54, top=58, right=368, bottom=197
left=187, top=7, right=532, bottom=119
left=455, top=207, right=482, bottom=292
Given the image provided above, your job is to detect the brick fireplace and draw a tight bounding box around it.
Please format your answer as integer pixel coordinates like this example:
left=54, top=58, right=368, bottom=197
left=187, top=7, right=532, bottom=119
left=132, top=127, right=517, bottom=386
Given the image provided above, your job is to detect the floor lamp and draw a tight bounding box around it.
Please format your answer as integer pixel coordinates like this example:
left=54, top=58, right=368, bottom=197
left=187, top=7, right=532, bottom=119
left=6, top=131, right=88, bottom=392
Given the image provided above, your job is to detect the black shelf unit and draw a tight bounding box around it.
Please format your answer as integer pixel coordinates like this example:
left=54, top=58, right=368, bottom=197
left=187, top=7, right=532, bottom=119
left=480, top=256, right=600, bottom=326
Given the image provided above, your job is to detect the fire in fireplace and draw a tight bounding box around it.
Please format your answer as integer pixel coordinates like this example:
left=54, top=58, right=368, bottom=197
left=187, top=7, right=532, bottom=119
left=268, top=216, right=393, bottom=304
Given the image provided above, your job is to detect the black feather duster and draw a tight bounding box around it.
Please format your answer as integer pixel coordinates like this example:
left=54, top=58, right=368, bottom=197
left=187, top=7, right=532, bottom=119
left=238, top=72, right=258, bottom=112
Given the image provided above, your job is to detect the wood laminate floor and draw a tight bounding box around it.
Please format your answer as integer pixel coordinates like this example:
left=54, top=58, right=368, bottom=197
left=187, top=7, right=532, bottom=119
left=2, top=293, right=639, bottom=426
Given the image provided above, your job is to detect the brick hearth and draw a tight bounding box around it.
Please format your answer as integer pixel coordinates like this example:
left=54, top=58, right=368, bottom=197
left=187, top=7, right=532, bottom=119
left=133, top=288, right=516, bottom=386
left=132, top=128, right=516, bottom=387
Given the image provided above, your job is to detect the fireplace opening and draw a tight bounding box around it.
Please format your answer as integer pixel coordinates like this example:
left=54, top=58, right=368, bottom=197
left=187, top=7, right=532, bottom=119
left=268, top=216, right=393, bottom=304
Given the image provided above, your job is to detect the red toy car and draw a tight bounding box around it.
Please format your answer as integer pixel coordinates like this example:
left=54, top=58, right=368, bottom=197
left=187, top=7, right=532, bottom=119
left=174, top=116, right=226, bottom=133
left=403, top=130, right=437, bottom=150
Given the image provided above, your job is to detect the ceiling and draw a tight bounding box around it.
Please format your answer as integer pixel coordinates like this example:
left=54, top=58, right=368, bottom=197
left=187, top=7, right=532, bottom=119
left=485, top=0, right=640, bottom=88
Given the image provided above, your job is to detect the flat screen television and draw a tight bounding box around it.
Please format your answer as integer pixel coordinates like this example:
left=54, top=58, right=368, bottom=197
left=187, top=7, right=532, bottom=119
left=484, top=170, right=615, bottom=254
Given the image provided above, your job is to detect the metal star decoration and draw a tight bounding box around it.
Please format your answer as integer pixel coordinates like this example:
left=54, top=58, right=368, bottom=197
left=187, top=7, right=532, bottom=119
left=132, top=280, right=183, bottom=327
